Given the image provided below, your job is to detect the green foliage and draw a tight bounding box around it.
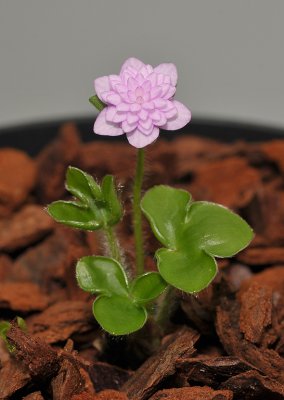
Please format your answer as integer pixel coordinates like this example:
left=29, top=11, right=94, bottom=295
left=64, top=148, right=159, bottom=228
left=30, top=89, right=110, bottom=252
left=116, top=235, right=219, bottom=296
left=141, top=185, right=254, bottom=293
left=130, top=272, right=167, bottom=304
left=47, top=167, right=122, bottom=231
left=0, top=316, right=27, bottom=352
left=76, top=256, right=167, bottom=335
left=89, top=95, right=106, bottom=112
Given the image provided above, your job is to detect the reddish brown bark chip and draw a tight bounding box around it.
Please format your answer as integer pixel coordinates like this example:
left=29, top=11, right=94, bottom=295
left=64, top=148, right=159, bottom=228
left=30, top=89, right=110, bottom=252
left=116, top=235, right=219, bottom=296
left=6, top=324, right=60, bottom=381
left=0, top=148, right=37, bottom=215
left=148, top=386, right=233, bottom=400
left=28, top=301, right=94, bottom=344
left=11, top=226, right=89, bottom=295
left=171, top=135, right=233, bottom=178
left=72, top=391, right=129, bottom=400
left=216, top=298, right=284, bottom=384
left=77, top=141, right=135, bottom=183
left=221, top=370, right=284, bottom=400
left=88, top=361, right=133, bottom=392
left=36, top=122, right=81, bottom=202
left=22, top=392, right=44, bottom=400
left=188, top=157, right=260, bottom=208
left=239, top=282, right=273, bottom=344
left=0, top=204, right=54, bottom=252
left=261, top=140, right=284, bottom=173
left=0, top=282, right=48, bottom=312
left=122, top=328, right=199, bottom=400
left=237, top=246, right=284, bottom=265
left=51, top=357, right=86, bottom=400
left=0, top=254, right=12, bottom=281
left=0, top=358, right=31, bottom=399
left=176, top=356, right=252, bottom=388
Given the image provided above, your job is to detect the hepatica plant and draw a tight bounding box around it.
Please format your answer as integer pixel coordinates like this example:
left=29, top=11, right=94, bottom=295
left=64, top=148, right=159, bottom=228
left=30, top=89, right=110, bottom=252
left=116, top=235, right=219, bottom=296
left=48, top=57, right=253, bottom=336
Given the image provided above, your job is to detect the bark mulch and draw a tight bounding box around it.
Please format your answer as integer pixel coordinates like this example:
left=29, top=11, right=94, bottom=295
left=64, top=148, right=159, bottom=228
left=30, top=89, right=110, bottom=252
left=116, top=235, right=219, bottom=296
left=0, top=123, right=283, bottom=399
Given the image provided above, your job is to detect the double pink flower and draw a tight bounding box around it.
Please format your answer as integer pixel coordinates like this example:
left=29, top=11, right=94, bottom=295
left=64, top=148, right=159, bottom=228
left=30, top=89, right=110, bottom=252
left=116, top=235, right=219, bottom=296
left=94, top=57, right=191, bottom=148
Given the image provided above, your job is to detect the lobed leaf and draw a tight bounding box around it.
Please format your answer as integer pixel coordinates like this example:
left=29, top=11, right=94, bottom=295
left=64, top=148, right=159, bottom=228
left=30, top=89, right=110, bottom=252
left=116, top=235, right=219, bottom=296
left=130, top=272, right=167, bottom=304
left=183, top=201, right=254, bottom=258
left=142, top=185, right=253, bottom=294
left=48, top=167, right=123, bottom=231
left=66, top=166, right=102, bottom=203
left=76, top=256, right=128, bottom=296
left=141, top=185, right=191, bottom=248
left=47, top=201, right=102, bottom=230
left=101, top=175, right=123, bottom=226
left=93, top=295, right=147, bottom=335
left=76, top=255, right=168, bottom=335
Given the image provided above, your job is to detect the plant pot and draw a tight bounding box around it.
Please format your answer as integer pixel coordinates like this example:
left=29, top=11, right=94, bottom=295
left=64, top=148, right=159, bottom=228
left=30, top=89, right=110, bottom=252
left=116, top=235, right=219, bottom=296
left=0, top=118, right=283, bottom=400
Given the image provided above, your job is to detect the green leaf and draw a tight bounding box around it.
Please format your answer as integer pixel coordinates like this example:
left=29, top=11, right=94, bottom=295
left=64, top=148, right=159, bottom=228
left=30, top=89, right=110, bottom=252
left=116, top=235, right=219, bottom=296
left=47, top=201, right=102, bottom=230
left=142, top=185, right=253, bottom=294
left=0, top=321, right=10, bottom=338
left=89, top=95, right=106, bottom=111
left=0, top=317, right=27, bottom=352
left=66, top=166, right=102, bottom=203
left=16, top=316, right=27, bottom=332
left=156, top=248, right=217, bottom=293
left=183, top=202, right=254, bottom=257
left=93, top=295, right=147, bottom=335
left=101, top=175, right=123, bottom=225
left=48, top=168, right=122, bottom=231
left=130, top=272, right=167, bottom=304
left=141, top=186, right=191, bottom=248
left=76, top=256, right=128, bottom=296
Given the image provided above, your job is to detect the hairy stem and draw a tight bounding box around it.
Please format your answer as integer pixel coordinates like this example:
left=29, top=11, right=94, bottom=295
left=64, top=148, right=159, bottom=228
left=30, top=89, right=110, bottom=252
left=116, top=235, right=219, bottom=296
left=155, top=286, right=177, bottom=334
left=133, top=148, right=145, bottom=276
left=103, top=226, right=123, bottom=265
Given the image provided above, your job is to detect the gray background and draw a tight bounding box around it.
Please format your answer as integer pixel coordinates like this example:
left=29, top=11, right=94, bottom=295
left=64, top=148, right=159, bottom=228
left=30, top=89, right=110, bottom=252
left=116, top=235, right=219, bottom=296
left=0, top=1, right=283, bottom=129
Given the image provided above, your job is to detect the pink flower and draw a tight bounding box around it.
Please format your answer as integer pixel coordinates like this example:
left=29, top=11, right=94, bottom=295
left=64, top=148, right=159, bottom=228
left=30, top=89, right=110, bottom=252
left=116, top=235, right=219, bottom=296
left=93, top=57, right=191, bottom=148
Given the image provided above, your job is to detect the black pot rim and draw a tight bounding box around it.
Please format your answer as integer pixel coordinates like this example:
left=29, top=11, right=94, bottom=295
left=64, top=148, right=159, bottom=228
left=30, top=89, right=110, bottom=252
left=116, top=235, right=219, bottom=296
left=0, top=116, right=283, bottom=156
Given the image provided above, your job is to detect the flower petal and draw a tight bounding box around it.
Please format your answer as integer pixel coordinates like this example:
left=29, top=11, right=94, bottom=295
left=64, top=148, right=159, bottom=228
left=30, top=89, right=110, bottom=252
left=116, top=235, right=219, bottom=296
left=161, top=100, right=191, bottom=131
left=163, top=86, right=176, bottom=100
left=109, top=75, right=121, bottom=90
left=122, top=120, right=138, bottom=133
left=106, top=93, right=121, bottom=105
left=105, top=106, right=117, bottom=122
left=113, top=111, right=127, bottom=123
left=138, top=109, right=148, bottom=121
left=117, top=102, right=130, bottom=112
left=126, top=127, right=159, bottom=148
left=120, top=57, right=145, bottom=74
left=94, top=109, right=124, bottom=136
left=140, top=64, right=153, bottom=78
left=94, top=76, right=111, bottom=101
left=154, top=63, right=178, bottom=86
left=150, top=111, right=167, bottom=126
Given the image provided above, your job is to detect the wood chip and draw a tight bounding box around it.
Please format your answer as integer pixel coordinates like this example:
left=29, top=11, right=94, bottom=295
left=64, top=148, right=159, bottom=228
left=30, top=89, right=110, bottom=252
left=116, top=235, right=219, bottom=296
left=221, top=370, right=284, bottom=400
left=6, top=323, right=60, bottom=381
left=36, top=122, right=81, bottom=202
left=0, top=204, right=54, bottom=252
left=0, top=148, right=37, bottom=215
left=0, top=358, right=31, bottom=399
left=122, top=328, right=199, bottom=400
left=88, top=361, right=133, bottom=392
left=176, top=356, right=252, bottom=387
left=0, top=282, right=48, bottom=312
left=216, top=298, right=284, bottom=384
left=148, top=386, right=233, bottom=400
left=28, top=301, right=94, bottom=344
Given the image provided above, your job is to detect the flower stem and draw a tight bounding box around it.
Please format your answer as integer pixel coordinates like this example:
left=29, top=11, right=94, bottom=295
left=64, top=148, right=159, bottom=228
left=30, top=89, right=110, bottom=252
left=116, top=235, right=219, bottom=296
left=133, top=148, right=145, bottom=275
left=104, top=226, right=122, bottom=265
